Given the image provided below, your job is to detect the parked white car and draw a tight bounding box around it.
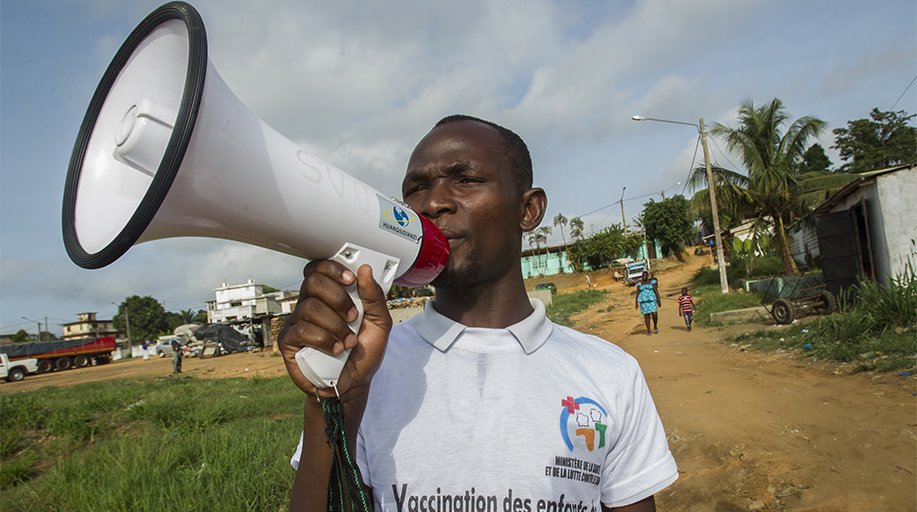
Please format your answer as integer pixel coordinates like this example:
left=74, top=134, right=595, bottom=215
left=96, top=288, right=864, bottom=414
left=0, top=353, right=40, bottom=382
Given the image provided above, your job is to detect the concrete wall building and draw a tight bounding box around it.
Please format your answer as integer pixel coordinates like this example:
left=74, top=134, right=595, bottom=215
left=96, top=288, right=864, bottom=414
left=814, top=164, right=916, bottom=294
left=207, top=279, right=283, bottom=324
left=62, top=312, right=118, bottom=340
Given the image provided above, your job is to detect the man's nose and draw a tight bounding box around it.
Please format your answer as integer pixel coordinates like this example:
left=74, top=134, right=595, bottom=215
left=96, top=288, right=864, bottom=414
left=418, top=183, right=456, bottom=218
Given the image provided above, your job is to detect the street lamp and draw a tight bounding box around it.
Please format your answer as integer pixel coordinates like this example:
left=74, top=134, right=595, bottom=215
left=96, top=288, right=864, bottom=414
left=661, top=182, right=682, bottom=199
left=632, top=114, right=729, bottom=294
left=21, top=316, right=42, bottom=341
left=619, top=186, right=627, bottom=233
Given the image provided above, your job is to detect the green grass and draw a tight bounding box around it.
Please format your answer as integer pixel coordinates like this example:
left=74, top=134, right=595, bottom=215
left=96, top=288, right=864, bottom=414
left=546, top=289, right=608, bottom=327
left=729, top=268, right=917, bottom=372
left=0, top=376, right=306, bottom=511
left=689, top=268, right=764, bottom=325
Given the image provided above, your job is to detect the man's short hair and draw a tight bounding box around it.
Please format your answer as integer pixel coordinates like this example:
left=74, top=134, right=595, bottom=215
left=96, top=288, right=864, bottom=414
left=434, top=114, right=533, bottom=190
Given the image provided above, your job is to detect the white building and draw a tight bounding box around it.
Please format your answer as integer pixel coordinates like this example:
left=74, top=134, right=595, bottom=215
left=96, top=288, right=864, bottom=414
left=814, top=164, right=916, bottom=293
left=207, top=279, right=284, bottom=324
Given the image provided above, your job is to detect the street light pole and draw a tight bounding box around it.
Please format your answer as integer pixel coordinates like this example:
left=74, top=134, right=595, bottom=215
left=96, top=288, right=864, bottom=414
left=632, top=115, right=729, bottom=293
left=619, top=186, right=627, bottom=233
left=698, top=118, right=729, bottom=294
left=21, top=316, right=42, bottom=341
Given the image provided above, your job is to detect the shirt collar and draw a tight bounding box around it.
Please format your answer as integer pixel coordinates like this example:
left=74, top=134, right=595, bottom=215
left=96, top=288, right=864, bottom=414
left=412, top=298, right=553, bottom=354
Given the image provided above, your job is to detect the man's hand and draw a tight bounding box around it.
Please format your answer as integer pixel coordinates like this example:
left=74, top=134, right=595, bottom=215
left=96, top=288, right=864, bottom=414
left=279, top=261, right=392, bottom=400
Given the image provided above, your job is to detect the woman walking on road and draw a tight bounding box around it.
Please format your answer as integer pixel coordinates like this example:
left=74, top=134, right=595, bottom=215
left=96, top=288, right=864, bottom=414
left=635, top=271, right=661, bottom=335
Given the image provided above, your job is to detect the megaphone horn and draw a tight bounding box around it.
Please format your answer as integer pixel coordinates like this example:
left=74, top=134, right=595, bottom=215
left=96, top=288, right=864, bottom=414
left=62, top=2, right=449, bottom=388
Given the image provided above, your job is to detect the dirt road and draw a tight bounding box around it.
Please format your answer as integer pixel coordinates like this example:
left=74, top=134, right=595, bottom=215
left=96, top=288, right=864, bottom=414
left=570, top=255, right=916, bottom=511
left=3, top=254, right=914, bottom=510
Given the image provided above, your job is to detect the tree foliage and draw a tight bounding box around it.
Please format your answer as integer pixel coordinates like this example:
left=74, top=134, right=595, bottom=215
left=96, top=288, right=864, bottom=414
left=690, top=98, right=855, bottom=274
left=565, top=224, right=641, bottom=270
left=114, top=295, right=168, bottom=344
left=799, top=143, right=832, bottom=173
left=640, top=196, right=695, bottom=257
left=832, top=108, right=916, bottom=173
left=553, top=213, right=569, bottom=253
left=11, top=329, right=29, bottom=343
left=164, top=308, right=208, bottom=333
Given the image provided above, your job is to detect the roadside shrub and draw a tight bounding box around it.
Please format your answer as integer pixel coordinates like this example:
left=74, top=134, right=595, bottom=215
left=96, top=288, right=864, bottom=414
left=729, top=266, right=916, bottom=372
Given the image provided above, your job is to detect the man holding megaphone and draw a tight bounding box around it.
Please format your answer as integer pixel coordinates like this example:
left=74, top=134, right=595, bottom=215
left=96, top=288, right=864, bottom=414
left=281, top=116, right=678, bottom=512
left=58, top=3, right=673, bottom=508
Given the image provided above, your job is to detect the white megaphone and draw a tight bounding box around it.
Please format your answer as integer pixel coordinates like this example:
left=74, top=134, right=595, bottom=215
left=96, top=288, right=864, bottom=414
left=62, top=2, right=449, bottom=389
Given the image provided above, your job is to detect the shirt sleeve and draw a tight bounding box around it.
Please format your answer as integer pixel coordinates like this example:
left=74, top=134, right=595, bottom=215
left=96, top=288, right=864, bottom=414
left=600, top=357, right=678, bottom=507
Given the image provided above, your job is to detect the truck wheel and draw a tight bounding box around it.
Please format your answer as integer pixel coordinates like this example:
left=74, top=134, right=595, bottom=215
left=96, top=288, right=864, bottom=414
left=74, top=355, right=90, bottom=368
left=771, top=298, right=796, bottom=325
left=55, top=357, right=73, bottom=371
left=37, top=360, right=53, bottom=373
left=95, top=355, right=111, bottom=365
left=7, top=367, right=26, bottom=382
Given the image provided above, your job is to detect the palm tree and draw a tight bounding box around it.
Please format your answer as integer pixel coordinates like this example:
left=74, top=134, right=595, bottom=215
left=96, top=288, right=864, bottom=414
left=537, top=226, right=552, bottom=270
left=553, top=213, right=569, bottom=249
left=569, top=217, right=585, bottom=242
left=567, top=217, right=586, bottom=272
left=690, top=98, right=854, bottom=274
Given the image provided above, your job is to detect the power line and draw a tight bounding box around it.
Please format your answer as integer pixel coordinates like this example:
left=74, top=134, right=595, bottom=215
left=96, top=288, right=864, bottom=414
left=682, top=135, right=701, bottom=195
left=890, top=74, right=917, bottom=110
left=709, top=136, right=740, bottom=171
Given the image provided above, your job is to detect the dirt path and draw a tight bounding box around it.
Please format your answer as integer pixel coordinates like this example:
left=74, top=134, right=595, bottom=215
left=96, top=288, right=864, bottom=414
left=569, top=254, right=916, bottom=511
left=4, top=255, right=915, bottom=510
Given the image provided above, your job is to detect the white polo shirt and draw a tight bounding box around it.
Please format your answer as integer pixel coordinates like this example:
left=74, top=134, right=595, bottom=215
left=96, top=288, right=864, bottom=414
left=294, top=299, right=677, bottom=510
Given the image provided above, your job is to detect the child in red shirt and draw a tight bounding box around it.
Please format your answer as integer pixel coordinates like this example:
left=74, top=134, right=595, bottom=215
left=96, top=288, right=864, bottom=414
left=677, top=287, right=696, bottom=331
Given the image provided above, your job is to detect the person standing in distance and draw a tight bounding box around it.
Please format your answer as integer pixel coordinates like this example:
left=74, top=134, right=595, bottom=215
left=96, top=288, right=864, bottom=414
left=635, top=271, right=661, bottom=335
left=280, top=116, right=677, bottom=511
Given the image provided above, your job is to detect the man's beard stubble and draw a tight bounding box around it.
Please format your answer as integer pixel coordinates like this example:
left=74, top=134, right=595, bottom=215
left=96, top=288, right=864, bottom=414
left=431, top=249, right=480, bottom=288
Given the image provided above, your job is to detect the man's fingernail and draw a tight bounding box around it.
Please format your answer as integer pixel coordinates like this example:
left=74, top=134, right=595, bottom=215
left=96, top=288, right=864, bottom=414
left=347, top=307, right=358, bottom=322
left=332, top=341, right=344, bottom=355
left=342, top=270, right=355, bottom=283
left=344, top=334, right=357, bottom=348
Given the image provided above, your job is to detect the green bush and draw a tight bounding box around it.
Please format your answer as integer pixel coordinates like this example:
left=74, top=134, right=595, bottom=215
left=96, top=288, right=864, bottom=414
left=690, top=268, right=765, bottom=324
left=729, top=267, right=917, bottom=372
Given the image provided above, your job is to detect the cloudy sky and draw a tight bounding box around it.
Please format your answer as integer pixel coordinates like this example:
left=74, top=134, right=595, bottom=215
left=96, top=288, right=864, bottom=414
left=1, top=0, right=915, bottom=336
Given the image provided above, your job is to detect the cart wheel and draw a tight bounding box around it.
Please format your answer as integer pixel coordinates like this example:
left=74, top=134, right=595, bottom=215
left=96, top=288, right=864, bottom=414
left=816, top=290, right=836, bottom=315
left=772, top=298, right=796, bottom=325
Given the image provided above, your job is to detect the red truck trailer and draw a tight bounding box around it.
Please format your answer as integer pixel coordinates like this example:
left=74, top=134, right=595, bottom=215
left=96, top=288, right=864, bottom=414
left=0, top=336, right=117, bottom=373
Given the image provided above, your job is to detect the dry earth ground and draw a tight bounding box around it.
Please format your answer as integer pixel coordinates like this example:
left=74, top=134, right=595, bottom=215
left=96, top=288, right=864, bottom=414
left=3, top=253, right=915, bottom=511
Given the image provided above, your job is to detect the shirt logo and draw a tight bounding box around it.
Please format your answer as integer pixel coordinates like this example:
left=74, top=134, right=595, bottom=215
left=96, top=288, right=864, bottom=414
left=559, top=395, right=608, bottom=452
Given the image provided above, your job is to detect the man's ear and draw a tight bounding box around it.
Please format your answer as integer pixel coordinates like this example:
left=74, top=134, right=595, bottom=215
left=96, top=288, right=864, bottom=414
left=520, top=187, right=547, bottom=232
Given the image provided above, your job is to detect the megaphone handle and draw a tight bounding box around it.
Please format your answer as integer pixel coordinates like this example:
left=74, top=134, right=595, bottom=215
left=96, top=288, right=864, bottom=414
left=294, top=243, right=399, bottom=389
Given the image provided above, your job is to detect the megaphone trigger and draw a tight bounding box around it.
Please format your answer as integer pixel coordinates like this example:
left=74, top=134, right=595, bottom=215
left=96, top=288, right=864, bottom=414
left=295, top=243, right=400, bottom=389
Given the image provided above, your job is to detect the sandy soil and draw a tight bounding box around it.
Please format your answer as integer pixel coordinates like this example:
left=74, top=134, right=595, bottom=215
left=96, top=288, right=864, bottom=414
left=3, top=253, right=915, bottom=511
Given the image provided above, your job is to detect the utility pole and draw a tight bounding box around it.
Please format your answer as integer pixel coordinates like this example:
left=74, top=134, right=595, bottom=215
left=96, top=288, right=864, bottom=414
left=699, top=118, right=729, bottom=294
left=125, top=305, right=132, bottom=346
left=619, top=186, right=627, bottom=233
